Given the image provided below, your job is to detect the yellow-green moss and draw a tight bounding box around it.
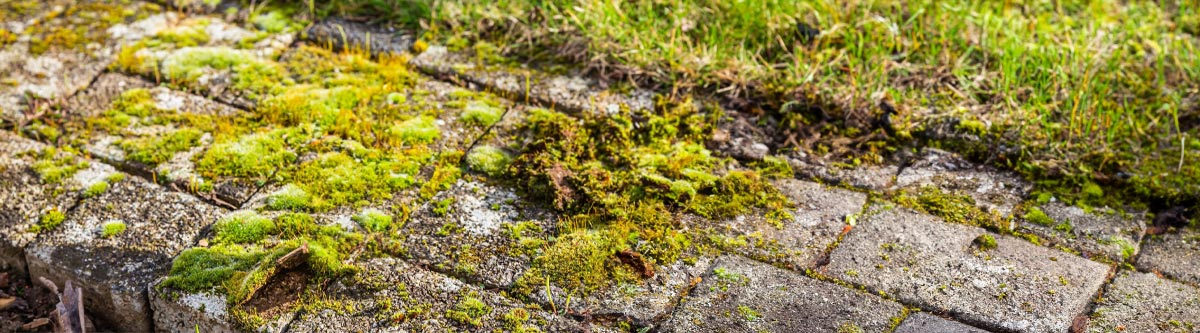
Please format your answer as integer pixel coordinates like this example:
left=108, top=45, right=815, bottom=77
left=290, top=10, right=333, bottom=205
left=31, top=148, right=89, bottom=185
left=1023, top=207, right=1054, bottom=226
left=353, top=208, right=393, bottom=232
left=266, top=184, right=312, bottom=211
left=30, top=208, right=67, bottom=234
left=974, top=234, right=998, bottom=251
left=162, top=47, right=286, bottom=98
left=82, top=181, right=109, bottom=199
left=197, top=130, right=296, bottom=179
left=388, top=116, right=440, bottom=144
left=101, top=221, right=127, bottom=238
left=120, top=128, right=203, bottom=166
left=460, top=101, right=503, bottom=126
left=214, top=211, right=276, bottom=244
left=445, top=292, right=491, bottom=327
left=251, top=10, right=297, bottom=33
left=466, top=145, right=511, bottom=177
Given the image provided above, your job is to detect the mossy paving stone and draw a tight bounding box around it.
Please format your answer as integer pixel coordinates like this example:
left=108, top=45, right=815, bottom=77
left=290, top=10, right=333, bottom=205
left=661, top=254, right=904, bottom=333
left=894, top=148, right=1030, bottom=218
left=287, top=257, right=611, bottom=332
left=825, top=204, right=1109, bottom=333
left=0, top=1, right=165, bottom=125
left=1085, top=271, right=1200, bottom=333
left=1015, top=202, right=1146, bottom=263
left=0, top=131, right=93, bottom=276
left=706, top=178, right=866, bottom=270
left=410, top=45, right=656, bottom=116
left=58, top=72, right=259, bottom=208
left=150, top=279, right=285, bottom=333
left=791, top=157, right=900, bottom=191
left=25, top=171, right=227, bottom=332
left=1136, top=228, right=1200, bottom=286
left=894, top=312, right=991, bottom=333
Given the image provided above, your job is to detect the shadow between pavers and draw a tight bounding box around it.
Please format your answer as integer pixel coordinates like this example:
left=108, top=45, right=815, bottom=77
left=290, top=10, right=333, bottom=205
left=25, top=171, right=226, bottom=332
left=825, top=203, right=1109, bottom=333
left=662, top=254, right=905, bottom=332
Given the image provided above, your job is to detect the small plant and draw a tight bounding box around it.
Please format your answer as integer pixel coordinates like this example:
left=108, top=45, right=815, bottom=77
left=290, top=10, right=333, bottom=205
left=465, top=146, right=511, bottom=177
left=31, top=208, right=67, bottom=233
left=352, top=208, right=393, bottom=233
left=974, top=234, right=998, bottom=251
left=101, top=221, right=127, bottom=238
left=82, top=181, right=109, bottom=199
left=445, top=293, right=491, bottom=327
left=1022, top=207, right=1054, bottom=226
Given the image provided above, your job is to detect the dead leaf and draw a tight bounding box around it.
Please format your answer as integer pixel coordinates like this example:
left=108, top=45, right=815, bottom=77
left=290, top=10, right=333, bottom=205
left=21, top=318, right=49, bottom=330
left=0, top=296, right=16, bottom=310
left=616, top=249, right=654, bottom=278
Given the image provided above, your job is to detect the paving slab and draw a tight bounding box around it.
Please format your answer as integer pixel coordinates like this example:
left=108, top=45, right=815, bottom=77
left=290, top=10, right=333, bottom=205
left=25, top=173, right=226, bottom=332
left=411, top=45, right=657, bottom=116
left=304, top=18, right=414, bottom=57
left=1136, top=228, right=1200, bottom=286
left=662, top=254, right=904, bottom=333
left=708, top=179, right=865, bottom=269
left=895, top=312, right=991, bottom=333
left=826, top=204, right=1110, bottom=333
left=1086, top=271, right=1200, bottom=333
left=1016, top=202, right=1145, bottom=262
left=287, top=257, right=599, bottom=332
left=0, top=131, right=89, bottom=276
left=895, top=148, right=1030, bottom=218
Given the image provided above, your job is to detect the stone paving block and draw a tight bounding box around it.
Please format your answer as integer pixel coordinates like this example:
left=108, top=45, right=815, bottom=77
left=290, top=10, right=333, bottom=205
left=662, top=254, right=904, bottom=332
left=287, top=257, right=598, bottom=332
left=0, top=2, right=165, bottom=124
left=0, top=131, right=89, bottom=276
left=1086, top=271, right=1200, bottom=333
left=826, top=204, right=1110, bottom=333
left=1136, top=228, right=1200, bottom=286
left=1016, top=202, right=1145, bottom=262
left=151, top=279, right=298, bottom=333
left=709, top=179, right=865, bottom=269
left=25, top=173, right=226, bottom=332
left=794, top=158, right=900, bottom=191
left=411, top=45, right=656, bottom=116
left=305, top=18, right=414, bottom=57
left=895, top=312, right=991, bottom=333
left=895, top=148, right=1030, bottom=218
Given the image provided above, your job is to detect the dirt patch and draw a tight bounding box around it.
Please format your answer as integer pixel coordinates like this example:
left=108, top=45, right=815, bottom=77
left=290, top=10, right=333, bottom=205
left=243, top=268, right=311, bottom=318
left=0, top=271, right=58, bottom=332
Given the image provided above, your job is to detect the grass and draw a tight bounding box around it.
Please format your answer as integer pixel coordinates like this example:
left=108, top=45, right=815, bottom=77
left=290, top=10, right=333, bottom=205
left=305, top=0, right=1200, bottom=209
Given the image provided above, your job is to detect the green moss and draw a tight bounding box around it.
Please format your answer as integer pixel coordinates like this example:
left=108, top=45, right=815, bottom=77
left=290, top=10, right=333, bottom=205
left=31, top=148, right=89, bottom=185
left=101, top=221, right=127, bottom=238
left=753, top=155, right=794, bottom=179
left=266, top=184, right=312, bottom=211
left=519, top=230, right=625, bottom=294
left=120, top=128, right=204, bottom=166
left=460, top=101, right=503, bottom=126
left=274, top=212, right=318, bottom=239
left=214, top=211, right=276, bottom=244
left=30, top=208, right=67, bottom=234
left=432, top=198, right=454, bottom=217
left=736, top=305, right=761, bottom=321
left=957, top=119, right=987, bottom=135
left=353, top=208, right=393, bottom=233
left=894, top=186, right=999, bottom=229
left=197, top=130, right=296, bottom=179
left=161, top=47, right=286, bottom=97
left=1081, top=182, right=1104, bottom=201
left=290, top=152, right=413, bottom=210
left=501, top=308, right=541, bottom=333
left=161, top=243, right=267, bottom=294
left=251, top=10, right=295, bottom=33
left=837, top=322, right=865, bottom=333
left=388, top=116, right=440, bottom=144
left=1023, top=207, right=1054, bottom=226
left=465, top=145, right=511, bottom=177
left=105, top=173, right=126, bottom=183
left=82, top=181, right=109, bottom=199
left=155, top=19, right=211, bottom=47
left=445, top=292, right=491, bottom=327
left=974, top=234, right=997, bottom=251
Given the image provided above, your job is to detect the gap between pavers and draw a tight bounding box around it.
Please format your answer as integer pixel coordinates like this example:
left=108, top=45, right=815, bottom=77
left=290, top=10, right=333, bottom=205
left=825, top=203, right=1110, bottom=333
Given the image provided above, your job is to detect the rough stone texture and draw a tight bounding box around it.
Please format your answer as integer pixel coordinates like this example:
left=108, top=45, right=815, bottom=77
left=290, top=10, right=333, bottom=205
left=411, top=45, right=657, bottom=116
left=895, top=312, right=991, bottom=333
left=662, top=255, right=904, bottom=333
left=26, top=173, right=225, bottom=332
left=287, top=257, right=598, bottom=332
left=826, top=204, right=1109, bottom=333
left=1087, top=271, right=1200, bottom=333
left=150, top=280, right=296, bottom=333
left=0, top=132, right=83, bottom=275
left=710, top=179, right=865, bottom=269
left=790, top=156, right=899, bottom=191
left=895, top=148, right=1030, bottom=218
left=304, top=18, right=414, bottom=56
left=1017, top=202, right=1145, bottom=262
left=1136, top=228, right=1200, bottom=286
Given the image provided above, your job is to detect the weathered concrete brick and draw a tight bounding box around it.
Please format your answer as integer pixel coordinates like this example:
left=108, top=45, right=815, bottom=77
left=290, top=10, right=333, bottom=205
left=1016, top=202, right=1145, bottom=263
left=791, top=157, right=899, bottom=191
left=710, top=179, right=865, bottom=269
left=151, top=279, right=297, bottom=333
left=1086, top=271, right=1200, bottom=333
left=895, top=312, right=990, bottom=333
left=287, top=257, right=601, bottom=332
left=662, top=255, right=905, bottom=332
left=1136, top=228, right=1200, bottom=286
left=895, top=148, right=1030, bottom=218
left=26, top=173, right=225, bottom=332
left=826, top=204, right=1109, bottom=333
left=0, top=131, right=87, bottom=276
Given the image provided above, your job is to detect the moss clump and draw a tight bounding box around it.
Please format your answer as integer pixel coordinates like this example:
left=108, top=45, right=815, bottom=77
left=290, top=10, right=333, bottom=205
left=197, top=130, right=297, bottom=180
left=120, top=128, right=204, bottom=166
left=290, top=152, right=416, bottom=210
left=445, top=292, right=491, bottom=327
left=894, top=186, right=999, bottom=229
left=161, top=47, right=286, bottom=97
left=155, top=19, right=211, bottom=47
left=974, top=234, right=998, bottom=251
left=101, top=221, right=127, bottom=238
left=465, top=146, right=511, bottom=177
left=737, top=305, right=761, bottom=321
left=81, top=181, right=109, bottom=199
left=30, top=208, right=67, bottom=234
left=501, top=308, right=541, bottom=333
left=460, top=101, right=503, bottom=126
left=518, top=230, right=628, bottom=294
left=352, top=208, right=393, bottom=232
left=214, top=211, right=276, bottom=244
left=251, top=10, right=295, bottom=33
left=388, top=116, right=440, bottom=144
left=1023, top=207, right=1054, bottom=226
left=266, top=184, right=312, bottom=211
left=31, top=148, right=89, bottom=185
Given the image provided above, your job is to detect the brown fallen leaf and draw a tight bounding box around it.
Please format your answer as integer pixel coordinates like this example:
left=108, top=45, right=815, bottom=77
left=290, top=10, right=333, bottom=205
left=22, top=318, right=50, bottom=330
left=0, top=296, right=16, bottom=310
left=616, top=248, right=654, bottom=278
